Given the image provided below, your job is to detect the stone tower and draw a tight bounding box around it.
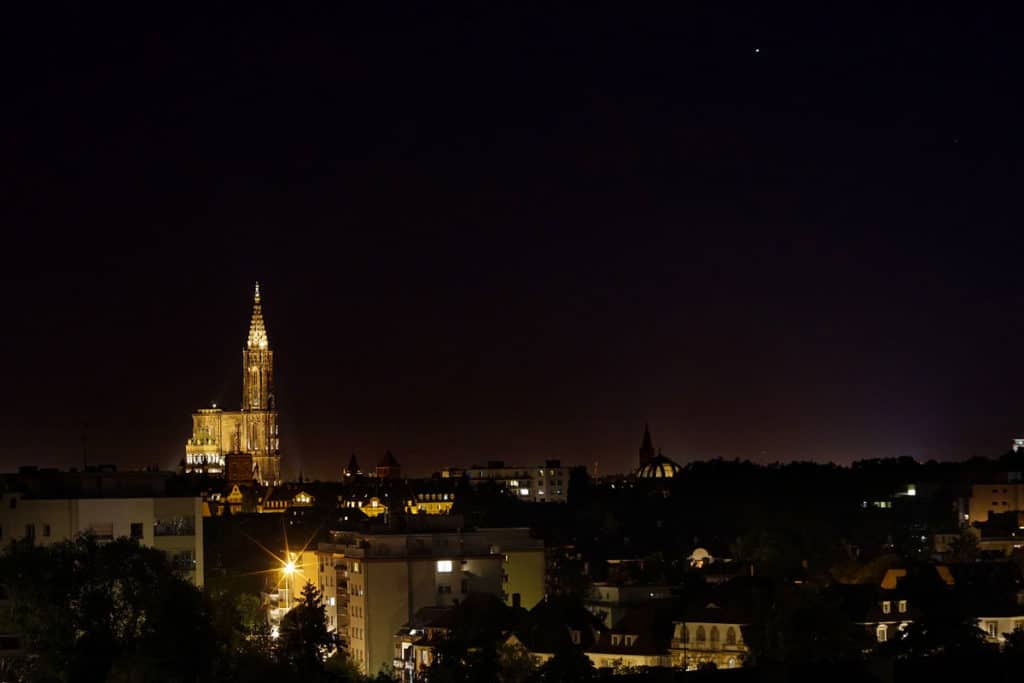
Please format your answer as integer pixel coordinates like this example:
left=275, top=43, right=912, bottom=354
left=184, top=283, right=281, bottom=485
left=243, top=283, right=280, bottom=484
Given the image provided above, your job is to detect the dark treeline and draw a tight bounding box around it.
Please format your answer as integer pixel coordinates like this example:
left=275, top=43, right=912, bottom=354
left=0, top=536, right=383, bottom=683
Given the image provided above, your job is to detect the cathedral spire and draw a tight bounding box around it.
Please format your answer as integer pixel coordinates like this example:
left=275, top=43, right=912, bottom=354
left=638, top=422, right=656, bottom=468
left=247, top=282, right=269, bottom=350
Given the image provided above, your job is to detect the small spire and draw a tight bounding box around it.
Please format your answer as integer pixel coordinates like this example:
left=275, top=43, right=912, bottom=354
left=247, top=282, right=269, bottom=350
left=639, top=422, right=656, bottom=467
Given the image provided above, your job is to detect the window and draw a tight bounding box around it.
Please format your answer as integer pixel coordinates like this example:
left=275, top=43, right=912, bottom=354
left=329, top=596, right=336, bottom=606
left=153, top=515, right=194, bottom=536
left=710, top=626, right=720, bottom=646
left=725, top=627, right=737, bottom=645
left=24, top=524, right=35, bottom=540
left=570, top=629, right=581, bottom=645
left=130, top=522, right=143, bottom=540
left=877, top=625, right=887, bottom=643
left=436, top=560, right=453, bottom=573
left=611, top=634, right=621, bottom=646
left=171, top=551, right=195, bottom=571
left=696, top=626, right=706, bottom=644
left=42, top=524, right=51, bottom=538
left=987, top=621, right=999, bottom=638
left=898, top=600, right=907, bottom=614
left=882, top=601, right=891, bottom=614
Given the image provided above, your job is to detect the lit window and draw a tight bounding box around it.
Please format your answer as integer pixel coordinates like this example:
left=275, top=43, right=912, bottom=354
left=898, top=600, right=907, bottom=613
left=519, top=488, right=529, bottom=496
left=437, top=560, right=453, bottom=573
left=329, top=596, right=336, bottom=606
left=882, top=601, right=891, bottom=614
left=877, top=625, right=887, bottom=642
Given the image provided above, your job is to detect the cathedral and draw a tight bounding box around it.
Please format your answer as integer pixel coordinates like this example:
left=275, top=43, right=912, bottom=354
left=183, top=283, right=282, bottom=485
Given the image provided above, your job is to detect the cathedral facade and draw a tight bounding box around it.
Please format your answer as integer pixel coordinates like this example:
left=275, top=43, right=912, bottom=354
left=184, top=283, right=281, bottom=485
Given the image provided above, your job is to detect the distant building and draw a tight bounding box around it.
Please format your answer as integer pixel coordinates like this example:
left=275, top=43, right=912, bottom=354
left=633, top=425, right=682, bottom=480
left=375, top=451, right=401, bottom=479
left=316, top=520, right=544, bottom=675
left=586, top=582, right=674, bottom=628
left=393, top=593, right=517, bottom=682
left=450, top=459, right=569, bottom=503
left=344, top=454, right=362, bottom=479
left=183, top=283, right=281, bottom=485
left=968, top=483, right=1024, bottom=523
left=0, top=467, right=204, bottom=587
left=638, top=423, right=656, bottom=470
left=671, top=608, right=747, bottom=670
left=588, top=607, right=673, bottom=670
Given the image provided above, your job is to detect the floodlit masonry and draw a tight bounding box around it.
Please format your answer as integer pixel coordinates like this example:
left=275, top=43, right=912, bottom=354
left=184, top=282, right=281, bottom=485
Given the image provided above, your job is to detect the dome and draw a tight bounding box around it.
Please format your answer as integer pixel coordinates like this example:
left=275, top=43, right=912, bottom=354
left=636, top=453, right=682, bottom=479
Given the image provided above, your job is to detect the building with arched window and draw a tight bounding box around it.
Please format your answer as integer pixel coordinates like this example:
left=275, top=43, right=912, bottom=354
left=671, top=603, right=748, bottom=670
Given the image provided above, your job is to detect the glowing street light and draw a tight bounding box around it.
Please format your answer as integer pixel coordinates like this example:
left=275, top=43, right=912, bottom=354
left=283, top=560, right=296, bottom=576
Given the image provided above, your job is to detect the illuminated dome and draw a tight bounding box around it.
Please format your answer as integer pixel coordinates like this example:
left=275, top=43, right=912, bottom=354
left=636, top=452, right=682, bottom=479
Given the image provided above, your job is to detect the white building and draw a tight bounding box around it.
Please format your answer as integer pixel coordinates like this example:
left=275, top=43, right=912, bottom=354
left=0, top=469, right=204, bottom=587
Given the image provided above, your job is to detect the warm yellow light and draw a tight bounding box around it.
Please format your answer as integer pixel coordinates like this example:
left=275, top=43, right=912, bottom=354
left=283, top=560, right=296, bottom=576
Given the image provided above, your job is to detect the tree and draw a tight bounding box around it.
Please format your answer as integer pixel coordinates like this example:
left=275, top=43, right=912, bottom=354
left=0, top=536, right=222, bottom=683
left=743, top=584, right=870, bottom=669
left=947, top=530, right=980, bottom=563
left=497, top=642, right=537, bottom=683
left=531, top=646, right=595, bottom=683
left=1001, top=627, right=1024, bottom=659
left=277, top=581, right=335, bottom=677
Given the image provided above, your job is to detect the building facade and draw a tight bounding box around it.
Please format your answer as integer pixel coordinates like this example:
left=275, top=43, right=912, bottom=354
left=444, top=460, right=569, bottom=503
left=0, top=481, right=203, bottom=587
left=968, top=483, right=1024, bottom=524
left=184, top=283, right=281, bottom=485
left=316, top=523, right=544, bottom=675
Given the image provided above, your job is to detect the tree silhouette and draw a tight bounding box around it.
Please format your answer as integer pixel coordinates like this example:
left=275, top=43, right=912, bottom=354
left=277, top=581, right=335, bottom=676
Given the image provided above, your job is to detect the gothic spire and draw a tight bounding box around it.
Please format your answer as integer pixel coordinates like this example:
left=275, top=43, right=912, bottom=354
left=247, top=282, right=269, bottom=350
left=639, top=422, right=656, bottom=467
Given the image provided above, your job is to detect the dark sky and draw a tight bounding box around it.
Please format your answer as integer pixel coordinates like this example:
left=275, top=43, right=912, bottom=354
left=3, top=4, right=1024, bottom=478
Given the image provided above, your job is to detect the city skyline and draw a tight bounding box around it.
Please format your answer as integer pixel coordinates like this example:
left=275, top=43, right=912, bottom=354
left=4, top=6, right=1024, bottom=477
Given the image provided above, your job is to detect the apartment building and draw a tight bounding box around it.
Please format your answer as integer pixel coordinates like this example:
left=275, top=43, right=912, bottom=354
left=441, top=459, right=569, bottom=503
left=0, top=467, right=204, bottom=587
left=316, top=519, right=544, bottom=675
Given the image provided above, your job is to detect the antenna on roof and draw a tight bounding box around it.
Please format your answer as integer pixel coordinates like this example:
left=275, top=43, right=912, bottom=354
left=81, top=422, right=88, bottom=470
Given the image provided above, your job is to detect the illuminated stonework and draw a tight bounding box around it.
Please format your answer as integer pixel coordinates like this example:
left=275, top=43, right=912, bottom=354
left=184, top=283, right=282, bottom=485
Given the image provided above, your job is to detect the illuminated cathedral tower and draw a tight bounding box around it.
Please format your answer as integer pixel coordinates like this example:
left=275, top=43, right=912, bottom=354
left=184, top=283, right=281, bottom=485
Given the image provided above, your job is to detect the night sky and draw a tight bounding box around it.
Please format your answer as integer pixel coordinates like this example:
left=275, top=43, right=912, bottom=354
left=3, top=5, right=1024, bottom=478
